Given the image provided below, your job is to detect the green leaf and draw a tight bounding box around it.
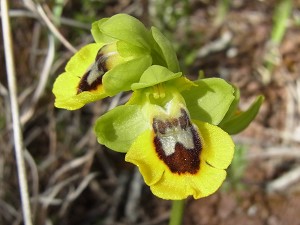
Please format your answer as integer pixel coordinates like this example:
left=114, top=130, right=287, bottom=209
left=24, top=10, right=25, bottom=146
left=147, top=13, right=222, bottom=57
left=99, top=14, right=152, bottom=50
left=94, top=105, right=149, bottom=153
left=181, top=78, right=235, bottom=125
left=220, top=95, right=264, bottom=135
left=131, top=65, right=182, bottom=90
left=103, top=55, right=152, bottom=96
left=151, top=27, right=180, bottom=72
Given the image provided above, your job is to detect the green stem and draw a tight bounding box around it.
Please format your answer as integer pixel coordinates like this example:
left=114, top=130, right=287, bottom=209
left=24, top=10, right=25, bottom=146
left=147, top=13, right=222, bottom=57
left=271, top=0, right=292, bottom=44
left=265, top=0, right=292, bottom=79
left=215, top=0, right=231, bottom=25
left=169, top=200, right=185, bottom=225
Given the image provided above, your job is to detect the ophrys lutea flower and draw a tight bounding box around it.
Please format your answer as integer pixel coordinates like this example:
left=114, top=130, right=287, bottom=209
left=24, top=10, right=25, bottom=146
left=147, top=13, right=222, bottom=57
left=53, top=14, right=179, bottom=110
left=95, top=66, right=235, bottom=200
left=53, top=42, right=147, bottom=110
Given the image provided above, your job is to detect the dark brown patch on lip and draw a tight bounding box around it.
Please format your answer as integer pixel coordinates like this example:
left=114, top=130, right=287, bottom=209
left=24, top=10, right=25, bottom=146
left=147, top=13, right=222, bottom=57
left=77, top=47, right=109, bottom=94
left=77, top=69, right=103, bottom=94
left=153, top=109, right=202, bottom=174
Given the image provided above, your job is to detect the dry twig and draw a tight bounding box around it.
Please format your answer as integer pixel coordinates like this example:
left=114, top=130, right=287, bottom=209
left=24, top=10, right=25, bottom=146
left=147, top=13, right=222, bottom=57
left=267, top=166, right=300, bottom=193
left=1, top=0, right=33, bottom=225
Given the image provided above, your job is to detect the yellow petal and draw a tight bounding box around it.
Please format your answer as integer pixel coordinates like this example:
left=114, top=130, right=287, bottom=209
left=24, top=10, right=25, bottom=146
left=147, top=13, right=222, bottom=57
left=125, top=108, right=234, bottom=200
left=189, top=161, right=226, bottom=199
left=149, top=160, right=226, bottom=200
left=150, top=172, right=196, bottom=200
left=195, top=120, right=234, bottom=170
left=53, top=72, right=107, bottom=110
left=65, top=43, right=105, bottom=74
left=148, top=120, right=231, bottom=200
left=53, top=43, right=108, bottom=110
left=125, top=129, right=165, bottom=186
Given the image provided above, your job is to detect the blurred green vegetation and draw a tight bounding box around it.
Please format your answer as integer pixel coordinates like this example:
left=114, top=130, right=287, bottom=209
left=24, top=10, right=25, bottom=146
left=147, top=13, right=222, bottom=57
left=224, top=145, right=248, bottom=191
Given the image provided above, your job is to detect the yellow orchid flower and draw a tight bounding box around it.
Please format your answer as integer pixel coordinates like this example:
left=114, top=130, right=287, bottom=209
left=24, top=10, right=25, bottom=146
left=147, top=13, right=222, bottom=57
left=95, top=74, right=235, bottom=200
left=53, top=42, right=152, bottom=110
left=53, top=43, right=110, bottom=110
left=125, top=95, right=234, bottom=200
left=53, top=14, right=182, bottom=110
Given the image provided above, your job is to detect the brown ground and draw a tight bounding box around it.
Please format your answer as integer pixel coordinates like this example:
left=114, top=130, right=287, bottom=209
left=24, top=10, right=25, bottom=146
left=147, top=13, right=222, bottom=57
left=1, top=0, right=300, bottom=225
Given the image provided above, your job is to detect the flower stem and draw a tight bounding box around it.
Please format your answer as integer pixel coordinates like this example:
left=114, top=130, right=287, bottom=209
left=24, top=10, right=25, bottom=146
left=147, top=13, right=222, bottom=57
left=169, top=200, right=185, bottom=225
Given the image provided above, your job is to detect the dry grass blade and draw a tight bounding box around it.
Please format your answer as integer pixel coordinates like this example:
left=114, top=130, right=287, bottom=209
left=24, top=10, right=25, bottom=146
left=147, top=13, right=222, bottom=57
left=59, top=172, right=98, bottom=216
left=267, top=166, right=300, bottom=193
left=40, top=174, right=81, bottom=207
left=36, top=4, right=77, bottom=53
left=20, top=34, right=55, bottom=125
left=49, top=150, right=95, bottom=185
left=24, top=150, right=39, bottom=223
left=0, top=199, right=21, bottom=223
left=125, top=168, right=143, bottom=223
left=21, top=0, right=77, bottom=53
left=1, top=0, right=33, bottom=225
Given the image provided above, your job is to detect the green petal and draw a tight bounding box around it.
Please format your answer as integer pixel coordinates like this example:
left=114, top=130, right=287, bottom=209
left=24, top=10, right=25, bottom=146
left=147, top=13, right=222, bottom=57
left=94, top=105, right=149, bottom=153
left=151, top=27, right=180, bottom=72
left=181, top=78, right=235, bottom=125
left=131, top=65, right=182, bottom=90
left=99, top=14, right=152, bottom=50
left=103, top=55, right=152, bottom=96
left=219, top=95, right=264, bottom=134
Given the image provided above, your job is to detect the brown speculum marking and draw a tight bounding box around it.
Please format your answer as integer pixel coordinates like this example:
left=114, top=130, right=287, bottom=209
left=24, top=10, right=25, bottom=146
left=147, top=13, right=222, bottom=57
left=152, top=108, right=202, bottom=174
left=77, top=46, right=110, bottom=94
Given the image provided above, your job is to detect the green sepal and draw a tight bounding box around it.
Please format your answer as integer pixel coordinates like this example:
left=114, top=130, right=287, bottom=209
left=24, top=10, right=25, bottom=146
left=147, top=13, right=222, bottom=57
left=167, top=76, right=196, bottom=93
left=181, top=78, right=235, bottom=125
left=94, top=105, right=149, bottom=153
left=220, top=85, right=240, bottom=123
left=131, top=65, right=182, bottom=90
left=219, top=95, right=264, bottom=135
left=91, top=18, right=116, bottom=43
left=151, top=27, right=180, bottom=72
left=117, top=41, right=149, bottom=58
left=97, top=14, right=152, bottom=50
left=103, top=55, right=152, bottom=96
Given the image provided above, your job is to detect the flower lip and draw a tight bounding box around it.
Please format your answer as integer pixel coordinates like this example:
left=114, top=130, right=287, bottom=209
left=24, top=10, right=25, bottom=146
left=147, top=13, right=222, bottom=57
left=152, top=108, right=202, bottom=174
left=77, top=45, right=117, bottom=94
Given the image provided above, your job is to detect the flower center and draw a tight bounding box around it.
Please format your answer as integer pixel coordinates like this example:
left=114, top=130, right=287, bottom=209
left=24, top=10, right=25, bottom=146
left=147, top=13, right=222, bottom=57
left=152, top=108, right=202, bottom=174
left=77, top=45, right=117, bottom=94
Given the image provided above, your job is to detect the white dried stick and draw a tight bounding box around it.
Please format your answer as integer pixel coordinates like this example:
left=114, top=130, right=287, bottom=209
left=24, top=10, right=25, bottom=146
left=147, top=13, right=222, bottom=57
left=1, top=0, right=33, bottom=225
